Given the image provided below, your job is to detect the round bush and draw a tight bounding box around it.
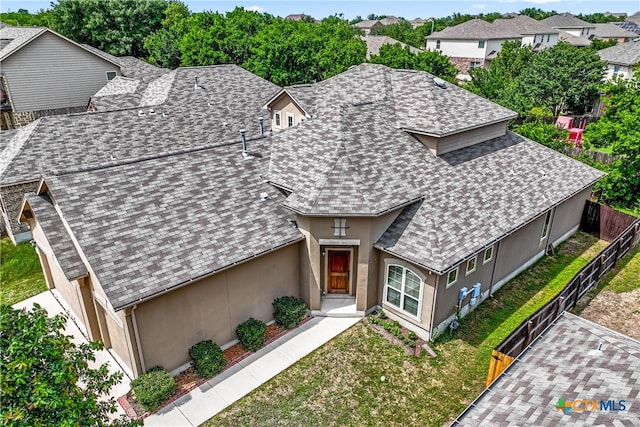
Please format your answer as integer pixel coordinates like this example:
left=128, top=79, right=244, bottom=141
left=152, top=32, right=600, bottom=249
left=273, top=296, right=307, bottom=329
left=189, top=340, right=226, bottom=378
left=236, top=317, right=267, bottom=352
left=130, top=368, right=176, bottom=411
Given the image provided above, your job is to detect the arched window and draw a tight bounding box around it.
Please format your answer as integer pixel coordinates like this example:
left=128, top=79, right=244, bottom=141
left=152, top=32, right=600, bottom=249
left=384, top=264, right=424, bottom=319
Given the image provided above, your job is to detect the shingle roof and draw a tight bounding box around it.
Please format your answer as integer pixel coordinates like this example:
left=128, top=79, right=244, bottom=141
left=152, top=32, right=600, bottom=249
left=627, top=11, right=640, bottom=25
left=43, top=140, right=302, bottom=311
left=429, top=18, right=510, bottom=40
left=361, top=35, right=423, bottom=58
left=24, top=193, right=88, bottom=281
left=354, top=20, right=381, bottom=29
left=593, top=23, right=638, bottom=39
left=541, top=13, right=596, bottom=29
left=492, top=15, right=559, bottom=36
left=375, top=132, right=604, bottom=274
left=1, top=65, right=279, bottom=186
left=93, top=76, right=141, bottom=97
left=454, top=313, right=640, bottom=426
left=558, top=30, right=592, bottom=47
left=598, top=39, right=640, bottom=66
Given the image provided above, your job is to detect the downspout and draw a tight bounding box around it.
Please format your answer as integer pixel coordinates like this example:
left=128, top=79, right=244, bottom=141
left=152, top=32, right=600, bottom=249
left=488, top=242, right=501, bottom=297
left=429, top=274, right=439, bottom=340
left=131, top=305, right=146, bottom=373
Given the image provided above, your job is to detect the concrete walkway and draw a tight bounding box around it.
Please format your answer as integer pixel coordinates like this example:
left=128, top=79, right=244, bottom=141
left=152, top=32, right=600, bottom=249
left=12, top=290, right=132, bottom=418
left=145, top=316, right=360, bottom=426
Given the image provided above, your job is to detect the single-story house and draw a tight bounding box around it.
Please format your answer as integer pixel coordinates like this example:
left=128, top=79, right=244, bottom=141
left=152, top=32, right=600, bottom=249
left=18, top=64, right=603, bottom=378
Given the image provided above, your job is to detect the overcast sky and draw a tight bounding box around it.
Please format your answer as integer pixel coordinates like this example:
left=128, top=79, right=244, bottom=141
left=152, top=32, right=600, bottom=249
left=3, top=0, right=639, bottom=20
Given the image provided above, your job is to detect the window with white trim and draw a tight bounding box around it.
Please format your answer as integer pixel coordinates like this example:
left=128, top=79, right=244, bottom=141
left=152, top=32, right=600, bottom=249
left=613, top=65, right=621, bottom=77
left=470, top=61, right=482, bottom=70
left=483, top=245, right=494, bottom=264
left=274, top=111, right=281, bottom=128
left=384, top=264, right=423, bottom=318
left=478, top=40, right=485, bottom=48
left=436, top=40, right=441, bottom=49
left=541, top=211, right=551, bottom=240
left=106, top=71, right=117, bottom=81
left=466, top=256, right=477, bottom=275
left=286, top=113, right=294, bottom=127
left=446, top=267, right=458, bottom=288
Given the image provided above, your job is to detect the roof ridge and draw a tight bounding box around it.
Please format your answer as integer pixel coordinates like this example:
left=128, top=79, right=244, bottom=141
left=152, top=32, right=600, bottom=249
left=0, top=119, right=41, bottom=180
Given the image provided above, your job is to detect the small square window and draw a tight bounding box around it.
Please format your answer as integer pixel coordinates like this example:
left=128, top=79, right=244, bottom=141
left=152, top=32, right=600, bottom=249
left=274, top=111, right=281, bottom=128
left=478, top=40, right=485, bottom=48
left=466, top=256, right=476, bottom=276
left=483, top=245, right=494, bottom=264
left=106, top=71, right=117, bottom=81
left=333, top=218, right=347, bottom=237
left=446, top=267, right=458, bottom=288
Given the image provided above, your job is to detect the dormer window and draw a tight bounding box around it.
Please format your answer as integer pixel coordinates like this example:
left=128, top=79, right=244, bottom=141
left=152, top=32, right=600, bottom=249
left=287, top=113, right=294, bottom=127
left=274, top=111, right=281, bottom=128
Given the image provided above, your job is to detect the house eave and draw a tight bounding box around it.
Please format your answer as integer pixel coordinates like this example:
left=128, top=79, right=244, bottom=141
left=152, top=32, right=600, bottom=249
left=402, top=115, right=517, bottom=138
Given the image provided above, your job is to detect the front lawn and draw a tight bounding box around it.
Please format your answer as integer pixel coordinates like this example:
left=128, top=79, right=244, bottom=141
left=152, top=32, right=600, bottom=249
left=206, top=232, right=606, bottom=426
left=0, top=237, right=47, bottom=305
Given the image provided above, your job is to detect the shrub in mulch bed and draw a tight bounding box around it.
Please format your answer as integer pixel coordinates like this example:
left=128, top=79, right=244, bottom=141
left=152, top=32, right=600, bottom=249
left=273, top=296, right=307, bottom=329
left=130, top=367, right=176, bottom=411
left=189, top=340, right=226, bottom=378
left=120, top=318, right=311, bottom=419
left=236, top=317, right=267, bottom=352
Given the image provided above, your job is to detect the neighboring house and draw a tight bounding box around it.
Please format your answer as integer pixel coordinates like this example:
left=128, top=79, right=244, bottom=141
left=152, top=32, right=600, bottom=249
left=615, top=20, right=640, bottom=35
left=557, top=30, right=594, bottom=47
left=17, top=64, right=603, bottom=378
left=0, top=64, right=278, bottom=243
left=410, top=18, right=428, bottom=29
left=592, top=23, right=638, bottom=44
left=353, top=20, right=383, bottom=34
left=452, top=313, right=640, bottom=425
left=540, top=13, right=596, bottom=38
left=426, top=16, right=559, bottom=76
left=285, top=13, right=312, bottom=21
left=0, top=24, right=122, bottom=129
left=597, top=39, right=640, bottom=80
left=361, top=35, right=423, bottom=58
left=378, top=16, right=402, bottom=26
left=627, top=11, right=640, bottom=25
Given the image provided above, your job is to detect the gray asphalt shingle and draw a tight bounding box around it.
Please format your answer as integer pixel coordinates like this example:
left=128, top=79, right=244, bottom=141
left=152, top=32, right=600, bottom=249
left=45, top=139, right=302, bottom=311
left=598, top=39, right=640, bottom=66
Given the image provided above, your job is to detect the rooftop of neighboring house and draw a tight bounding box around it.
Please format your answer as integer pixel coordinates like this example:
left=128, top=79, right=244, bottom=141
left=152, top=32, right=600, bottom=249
left=0, top=64, right=280, bottom=186
left=615, top=21, right=640, bottom=35
left=427, top=15, right=558, bottom=41
left=353, top=20, right=382, bottom=29
left=378, top=16, right=402, bottom=26
left=558, top=30, right=593, bottom=47
left=266, top=64, right=603, bottom=273
left=627, top=11, right=640, bottom=25
left=540, top=12, right=596, bottom=30
left=453, top=312, right=640, bottom=426
left=592, top=22, right=639, bottom=39
left=81, top=43, right=168, bottom=81
left=285, top=13, right=311, bottom=21
left=361, top=35, right=423, bottom=58
left=25, top=139, right=302, bottom=311
left=598, top=38, right=640, bottom=66
left=0, top=24, right=119, bottom=67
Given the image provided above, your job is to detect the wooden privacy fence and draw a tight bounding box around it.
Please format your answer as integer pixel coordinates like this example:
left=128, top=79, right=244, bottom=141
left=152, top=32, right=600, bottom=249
left=565, top=147, right=620, bottom=165
left=580, top=200, right=638, bottom=241
left=486, top=216, right=640, bottom=387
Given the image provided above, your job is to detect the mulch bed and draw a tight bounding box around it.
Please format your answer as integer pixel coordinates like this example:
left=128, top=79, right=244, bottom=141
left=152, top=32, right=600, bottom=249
left=119, top=318, right=310, bottom=420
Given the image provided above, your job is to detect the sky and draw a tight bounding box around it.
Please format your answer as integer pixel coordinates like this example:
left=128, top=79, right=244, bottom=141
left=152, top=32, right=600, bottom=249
left=2, top=0, right=639, bottom=20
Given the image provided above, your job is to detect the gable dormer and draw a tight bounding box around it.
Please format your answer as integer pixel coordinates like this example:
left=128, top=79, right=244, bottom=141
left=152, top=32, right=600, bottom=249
left=263, top=89, right=311, bottom=132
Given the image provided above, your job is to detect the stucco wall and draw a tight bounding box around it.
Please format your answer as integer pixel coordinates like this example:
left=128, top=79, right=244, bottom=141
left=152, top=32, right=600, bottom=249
left=133, top=243, right=299, bottom=372
left=269, top=93, right=306, bottom=132
left=549, top=187, right=591, bottom=245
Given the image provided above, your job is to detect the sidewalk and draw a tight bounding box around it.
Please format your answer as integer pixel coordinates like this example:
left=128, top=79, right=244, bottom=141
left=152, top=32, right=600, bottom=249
left=145, top=316, right=360, bottom=426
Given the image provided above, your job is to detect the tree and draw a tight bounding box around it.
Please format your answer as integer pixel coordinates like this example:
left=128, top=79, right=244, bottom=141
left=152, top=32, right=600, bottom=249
left=515, top=42, right=605, bottom=115
left=584, top=74, right=640, bottom=210
left=0, top=304, right=139, bottom=426
left=0, top=9, right=53, bottom=26
left=144, top=1, right=191, bottom=68
left=370, top=43, right=457, bottom=81
left=577, top=13, right=626, bottom=23
left=51, top=0, right=168, bottom=57
left=518, top=8, right=557, bottom=20
left=590, top=39, right=618, bottom=51
left=245, top=16, right=366, bottom=86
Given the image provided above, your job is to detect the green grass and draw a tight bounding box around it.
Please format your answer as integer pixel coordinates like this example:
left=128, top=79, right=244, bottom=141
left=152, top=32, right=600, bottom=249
left=205, top=232, right=606, bottom=427
left=0, top=237, right=47, bottom=305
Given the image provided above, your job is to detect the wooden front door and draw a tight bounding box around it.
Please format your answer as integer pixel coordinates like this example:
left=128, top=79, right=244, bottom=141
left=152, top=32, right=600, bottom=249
left=328, top=250, right=350, bottom=294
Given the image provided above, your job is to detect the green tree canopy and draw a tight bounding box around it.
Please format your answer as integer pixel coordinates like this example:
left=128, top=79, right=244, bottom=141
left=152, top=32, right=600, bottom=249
left=144, top=1, right=191, bottom=68
left=518, top=8, right=557, bottom=20
left=0, top=9, right=53, bottom=26
left=370, top=43, right=457, bottom=81
left=244, top=16, right=366, bottom=86
left=0, top=304, right=139, bottom=426
left=51, top=0, right=168, bottom=57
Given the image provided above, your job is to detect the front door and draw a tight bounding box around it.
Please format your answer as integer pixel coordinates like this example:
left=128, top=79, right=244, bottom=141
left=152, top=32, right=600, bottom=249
left=328, top=250, right=350, bottom=294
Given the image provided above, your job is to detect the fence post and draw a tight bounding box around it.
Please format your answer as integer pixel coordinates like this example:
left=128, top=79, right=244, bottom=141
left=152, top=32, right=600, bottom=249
left=573, top=275, right=582, bottom=309
left=612, top=239, right=622, bottom=268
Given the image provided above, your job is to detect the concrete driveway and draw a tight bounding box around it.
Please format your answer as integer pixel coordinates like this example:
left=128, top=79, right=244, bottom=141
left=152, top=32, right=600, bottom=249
left=12, top=290, right=132, bottom=418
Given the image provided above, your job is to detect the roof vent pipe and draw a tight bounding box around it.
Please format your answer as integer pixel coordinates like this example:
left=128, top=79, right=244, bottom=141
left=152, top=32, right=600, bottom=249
left=259, top=118, right=264, bottom=135
left=240, top=129, right=248, bottom=156
left=194, top=76, right=199, bottom=90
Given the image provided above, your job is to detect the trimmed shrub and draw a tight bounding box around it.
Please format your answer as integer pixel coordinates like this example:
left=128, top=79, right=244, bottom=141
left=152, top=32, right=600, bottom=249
left=273, top=296, right=307, bottom=329
left=130, top=367, right=176, bottom=411
left=189, top=340, right=226, bottom=378
left=236, top=317, right=267, bottom=352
